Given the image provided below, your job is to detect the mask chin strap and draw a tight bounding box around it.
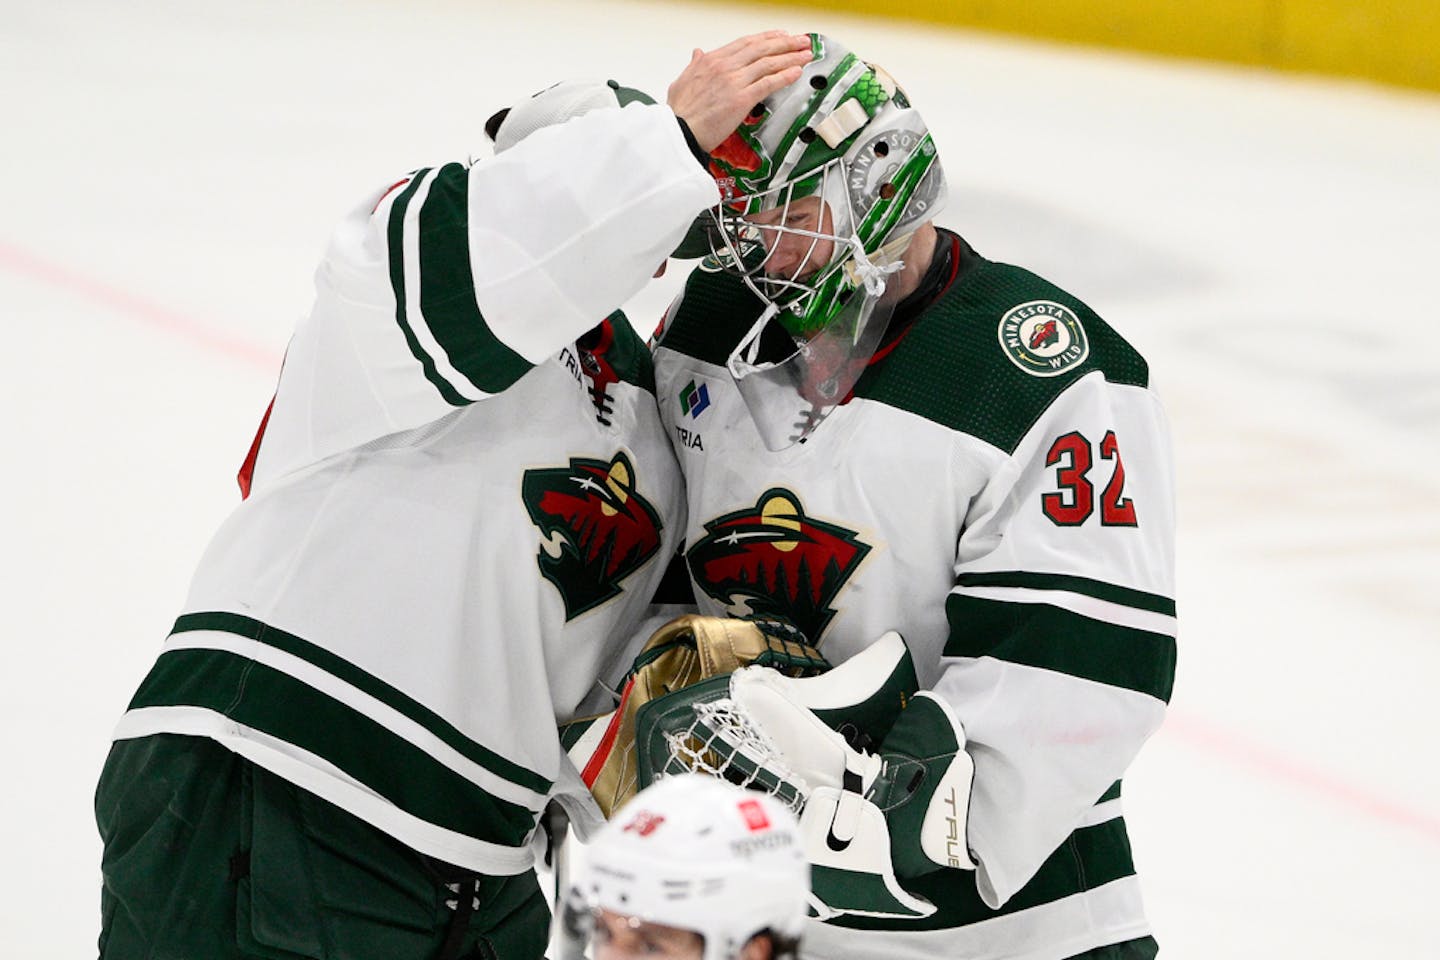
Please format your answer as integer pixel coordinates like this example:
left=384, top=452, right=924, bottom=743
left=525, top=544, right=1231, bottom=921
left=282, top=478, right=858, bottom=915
left=842, top=237, right=904, bottom=344
left=846, top=239, right=904, bottom=296
left=728, top=301, right=784, bottom=375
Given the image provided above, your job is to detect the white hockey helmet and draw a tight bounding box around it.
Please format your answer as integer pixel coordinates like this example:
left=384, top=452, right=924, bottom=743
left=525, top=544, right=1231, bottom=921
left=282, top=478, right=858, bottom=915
left=558, top=774, right=809, bottom=960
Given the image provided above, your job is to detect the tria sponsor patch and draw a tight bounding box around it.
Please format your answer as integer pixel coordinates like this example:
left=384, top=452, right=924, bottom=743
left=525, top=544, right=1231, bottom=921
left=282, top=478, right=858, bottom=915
left=998, top=300, right=1089, bottom=377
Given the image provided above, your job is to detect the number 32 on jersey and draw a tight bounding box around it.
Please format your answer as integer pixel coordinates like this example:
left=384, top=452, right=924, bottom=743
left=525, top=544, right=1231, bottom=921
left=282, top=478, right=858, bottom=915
left=1042, top=430, right=1138, bottom=527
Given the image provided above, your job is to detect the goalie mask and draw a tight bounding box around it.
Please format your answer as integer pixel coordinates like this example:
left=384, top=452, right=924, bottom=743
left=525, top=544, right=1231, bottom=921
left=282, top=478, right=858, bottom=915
left=699, top=33, right=947, bottom=449
left=557, top=774, right=808, bottom=960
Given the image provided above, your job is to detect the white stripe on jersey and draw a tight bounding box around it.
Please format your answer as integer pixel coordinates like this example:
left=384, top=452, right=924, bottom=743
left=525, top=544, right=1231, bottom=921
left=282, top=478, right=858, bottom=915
left=398, top=167, right=491, bottom=403
left=949, top=583, right=1178, bottom=638
left=113, top=705, right=537, bottom=875
left=1077, top=796, right=1124, bottom=829
left=161, top=630, right=549, bottom=811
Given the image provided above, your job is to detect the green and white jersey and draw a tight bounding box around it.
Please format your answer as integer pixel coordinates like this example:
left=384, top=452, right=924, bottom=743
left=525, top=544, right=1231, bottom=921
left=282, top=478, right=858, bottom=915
left=653, top=238, right=1176, bottom=960
left=115, top=103, right=717, bottom=876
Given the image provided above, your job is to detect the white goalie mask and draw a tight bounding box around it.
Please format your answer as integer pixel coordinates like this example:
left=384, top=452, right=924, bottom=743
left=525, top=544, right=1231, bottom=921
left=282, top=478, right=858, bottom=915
left=557, top=774, right=809, bottom=960
left=696, top=33, right=947, bottom=449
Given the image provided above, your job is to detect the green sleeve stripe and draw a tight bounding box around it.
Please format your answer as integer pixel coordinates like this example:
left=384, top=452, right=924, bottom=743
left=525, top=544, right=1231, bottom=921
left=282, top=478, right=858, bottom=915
left=413, top=163, right=533, bottom=394
left=944, top=593, right=1176, bottom=703
left=1098, top=780, right=1122, bottom=804
left=127, top=646, right=536, bottom=846
left=558, top=715, right=602, bottom=753
left=386, top=169, right=471, bottom=406
left=955, top=571, right=1176, bottom=617
left=171, top=612, right=552, bottom=795
left=829, top=815, right=1138, bottom=931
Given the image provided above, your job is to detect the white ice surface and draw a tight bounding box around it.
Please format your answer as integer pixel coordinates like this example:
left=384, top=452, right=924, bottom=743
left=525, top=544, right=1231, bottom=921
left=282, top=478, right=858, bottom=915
left=2, top=1, right=1438, bottom=957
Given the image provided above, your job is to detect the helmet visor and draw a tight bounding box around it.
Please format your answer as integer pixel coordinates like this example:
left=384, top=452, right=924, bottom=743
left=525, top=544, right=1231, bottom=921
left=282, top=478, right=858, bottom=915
left=725, top=250, right=900, bottom=451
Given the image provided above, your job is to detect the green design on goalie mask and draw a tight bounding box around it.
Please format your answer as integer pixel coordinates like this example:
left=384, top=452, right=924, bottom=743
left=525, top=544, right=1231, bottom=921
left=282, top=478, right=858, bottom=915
left=702, top=33, right=948, bottom=337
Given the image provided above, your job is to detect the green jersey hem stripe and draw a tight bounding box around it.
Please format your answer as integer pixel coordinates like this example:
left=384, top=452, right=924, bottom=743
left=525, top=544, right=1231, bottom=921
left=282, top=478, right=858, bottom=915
left=171, top=611, right=551, bottom=794
left=415, top=163, right=532, bottom=394
left=828, top=815, right=1138, bottom=931
left=945, top=594, right=1176, bottom=702
left=127, top=646, right=536, bottom=846
left=386, top=169, right=469, bottom=406
left=955, top=571, right=1176, bottom=617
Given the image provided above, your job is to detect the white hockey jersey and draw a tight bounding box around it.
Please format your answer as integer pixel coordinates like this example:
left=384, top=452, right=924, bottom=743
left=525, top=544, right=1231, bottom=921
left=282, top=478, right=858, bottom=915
left=652, top=233, right=1177, bottom=960
left=114, top=104, right=719, bottom=875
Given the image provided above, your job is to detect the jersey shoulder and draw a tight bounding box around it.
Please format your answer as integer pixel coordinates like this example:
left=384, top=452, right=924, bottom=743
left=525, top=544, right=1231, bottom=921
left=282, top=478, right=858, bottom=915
left=853, top=256, right=1150, bottom=454
left=651, top=266, right=765, bottom=368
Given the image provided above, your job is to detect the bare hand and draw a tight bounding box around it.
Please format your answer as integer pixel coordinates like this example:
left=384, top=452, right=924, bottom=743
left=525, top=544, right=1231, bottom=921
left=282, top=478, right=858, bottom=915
left=667, top=31, right=813, bottom=153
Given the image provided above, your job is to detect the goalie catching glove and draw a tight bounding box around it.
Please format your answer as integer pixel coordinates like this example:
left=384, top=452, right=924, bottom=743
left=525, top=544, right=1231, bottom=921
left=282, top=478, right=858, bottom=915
left=560, top=615, right=828, bottom=818
left=721, top=632, right=977, bottom=921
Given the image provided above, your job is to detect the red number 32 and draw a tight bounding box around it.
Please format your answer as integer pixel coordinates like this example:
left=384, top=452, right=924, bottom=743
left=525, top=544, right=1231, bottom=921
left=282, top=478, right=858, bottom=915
left=1042, top=431, right=1138, bottom=527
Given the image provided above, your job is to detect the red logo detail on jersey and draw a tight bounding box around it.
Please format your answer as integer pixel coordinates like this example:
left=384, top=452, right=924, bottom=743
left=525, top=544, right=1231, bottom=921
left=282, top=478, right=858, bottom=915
left=738, top=798, right=771, bottom=832
left=686, top=489, right=870, bottom=643
left=522, top=453, right=664, bottom=621
left=1029, top=319, right=1059, bottom=350
left=577, top=318, right=621, bottom=422
left=622, top=810, right=666, bottom=837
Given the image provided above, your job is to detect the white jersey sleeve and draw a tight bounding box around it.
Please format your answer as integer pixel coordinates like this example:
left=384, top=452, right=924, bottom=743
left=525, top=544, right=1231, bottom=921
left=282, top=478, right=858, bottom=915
left=248, top=103, right=718, bottom=491
left=934, top=370, right=1177, bottom=909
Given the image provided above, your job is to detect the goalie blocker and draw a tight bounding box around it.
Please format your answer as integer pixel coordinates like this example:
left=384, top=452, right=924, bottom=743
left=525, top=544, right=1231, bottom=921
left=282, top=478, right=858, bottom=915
left=566, top=617, right=976, bottom=922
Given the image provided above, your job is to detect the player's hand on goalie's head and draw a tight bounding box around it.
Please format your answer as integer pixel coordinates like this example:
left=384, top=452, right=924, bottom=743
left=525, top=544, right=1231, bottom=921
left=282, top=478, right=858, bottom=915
left=666, top=31, right=814, bottom=152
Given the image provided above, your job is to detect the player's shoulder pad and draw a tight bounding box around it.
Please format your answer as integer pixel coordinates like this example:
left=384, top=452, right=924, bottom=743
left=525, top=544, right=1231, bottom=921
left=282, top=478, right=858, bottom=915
left=651, top=264, right=766, bottom=368
left=852, top=258, right=1150, bottom=455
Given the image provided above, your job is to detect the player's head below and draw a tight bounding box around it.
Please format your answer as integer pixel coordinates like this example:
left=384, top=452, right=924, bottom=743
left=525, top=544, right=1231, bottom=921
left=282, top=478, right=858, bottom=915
left=697, top=31, right=948, bottom=340
left=557, top=774, right=810, bottom=960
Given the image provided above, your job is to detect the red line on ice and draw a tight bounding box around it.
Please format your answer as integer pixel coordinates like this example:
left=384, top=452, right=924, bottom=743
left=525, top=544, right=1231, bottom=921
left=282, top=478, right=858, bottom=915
left=0, top=240, right=281, bottom=372
left=1163, top=711, right=1440, bottom=845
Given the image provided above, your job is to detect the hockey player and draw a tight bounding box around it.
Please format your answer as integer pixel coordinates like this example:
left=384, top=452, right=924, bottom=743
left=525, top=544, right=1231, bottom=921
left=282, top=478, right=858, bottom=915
left=556, top=774, right=809, bottom=960
left=93, top=32, right=814, bottom=960
left=649, top=33, right=1175, bottom=960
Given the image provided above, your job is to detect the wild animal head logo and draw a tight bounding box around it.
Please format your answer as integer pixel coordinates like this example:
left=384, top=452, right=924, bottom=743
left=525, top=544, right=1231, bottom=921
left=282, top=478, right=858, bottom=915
left=1029, top=319, right=1059, bottom=350
left=522, top=453, right=663, bottom=621
left=686, top=489, right=869, bottom=643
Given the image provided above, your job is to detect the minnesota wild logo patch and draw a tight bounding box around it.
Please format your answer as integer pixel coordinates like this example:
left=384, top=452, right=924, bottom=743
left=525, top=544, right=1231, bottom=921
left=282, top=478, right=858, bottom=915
left=522, top=453, right=663, bottom=621
left=998, top=300, right=1089, bottom=377
left=686, top=489, right=869, bottom=643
